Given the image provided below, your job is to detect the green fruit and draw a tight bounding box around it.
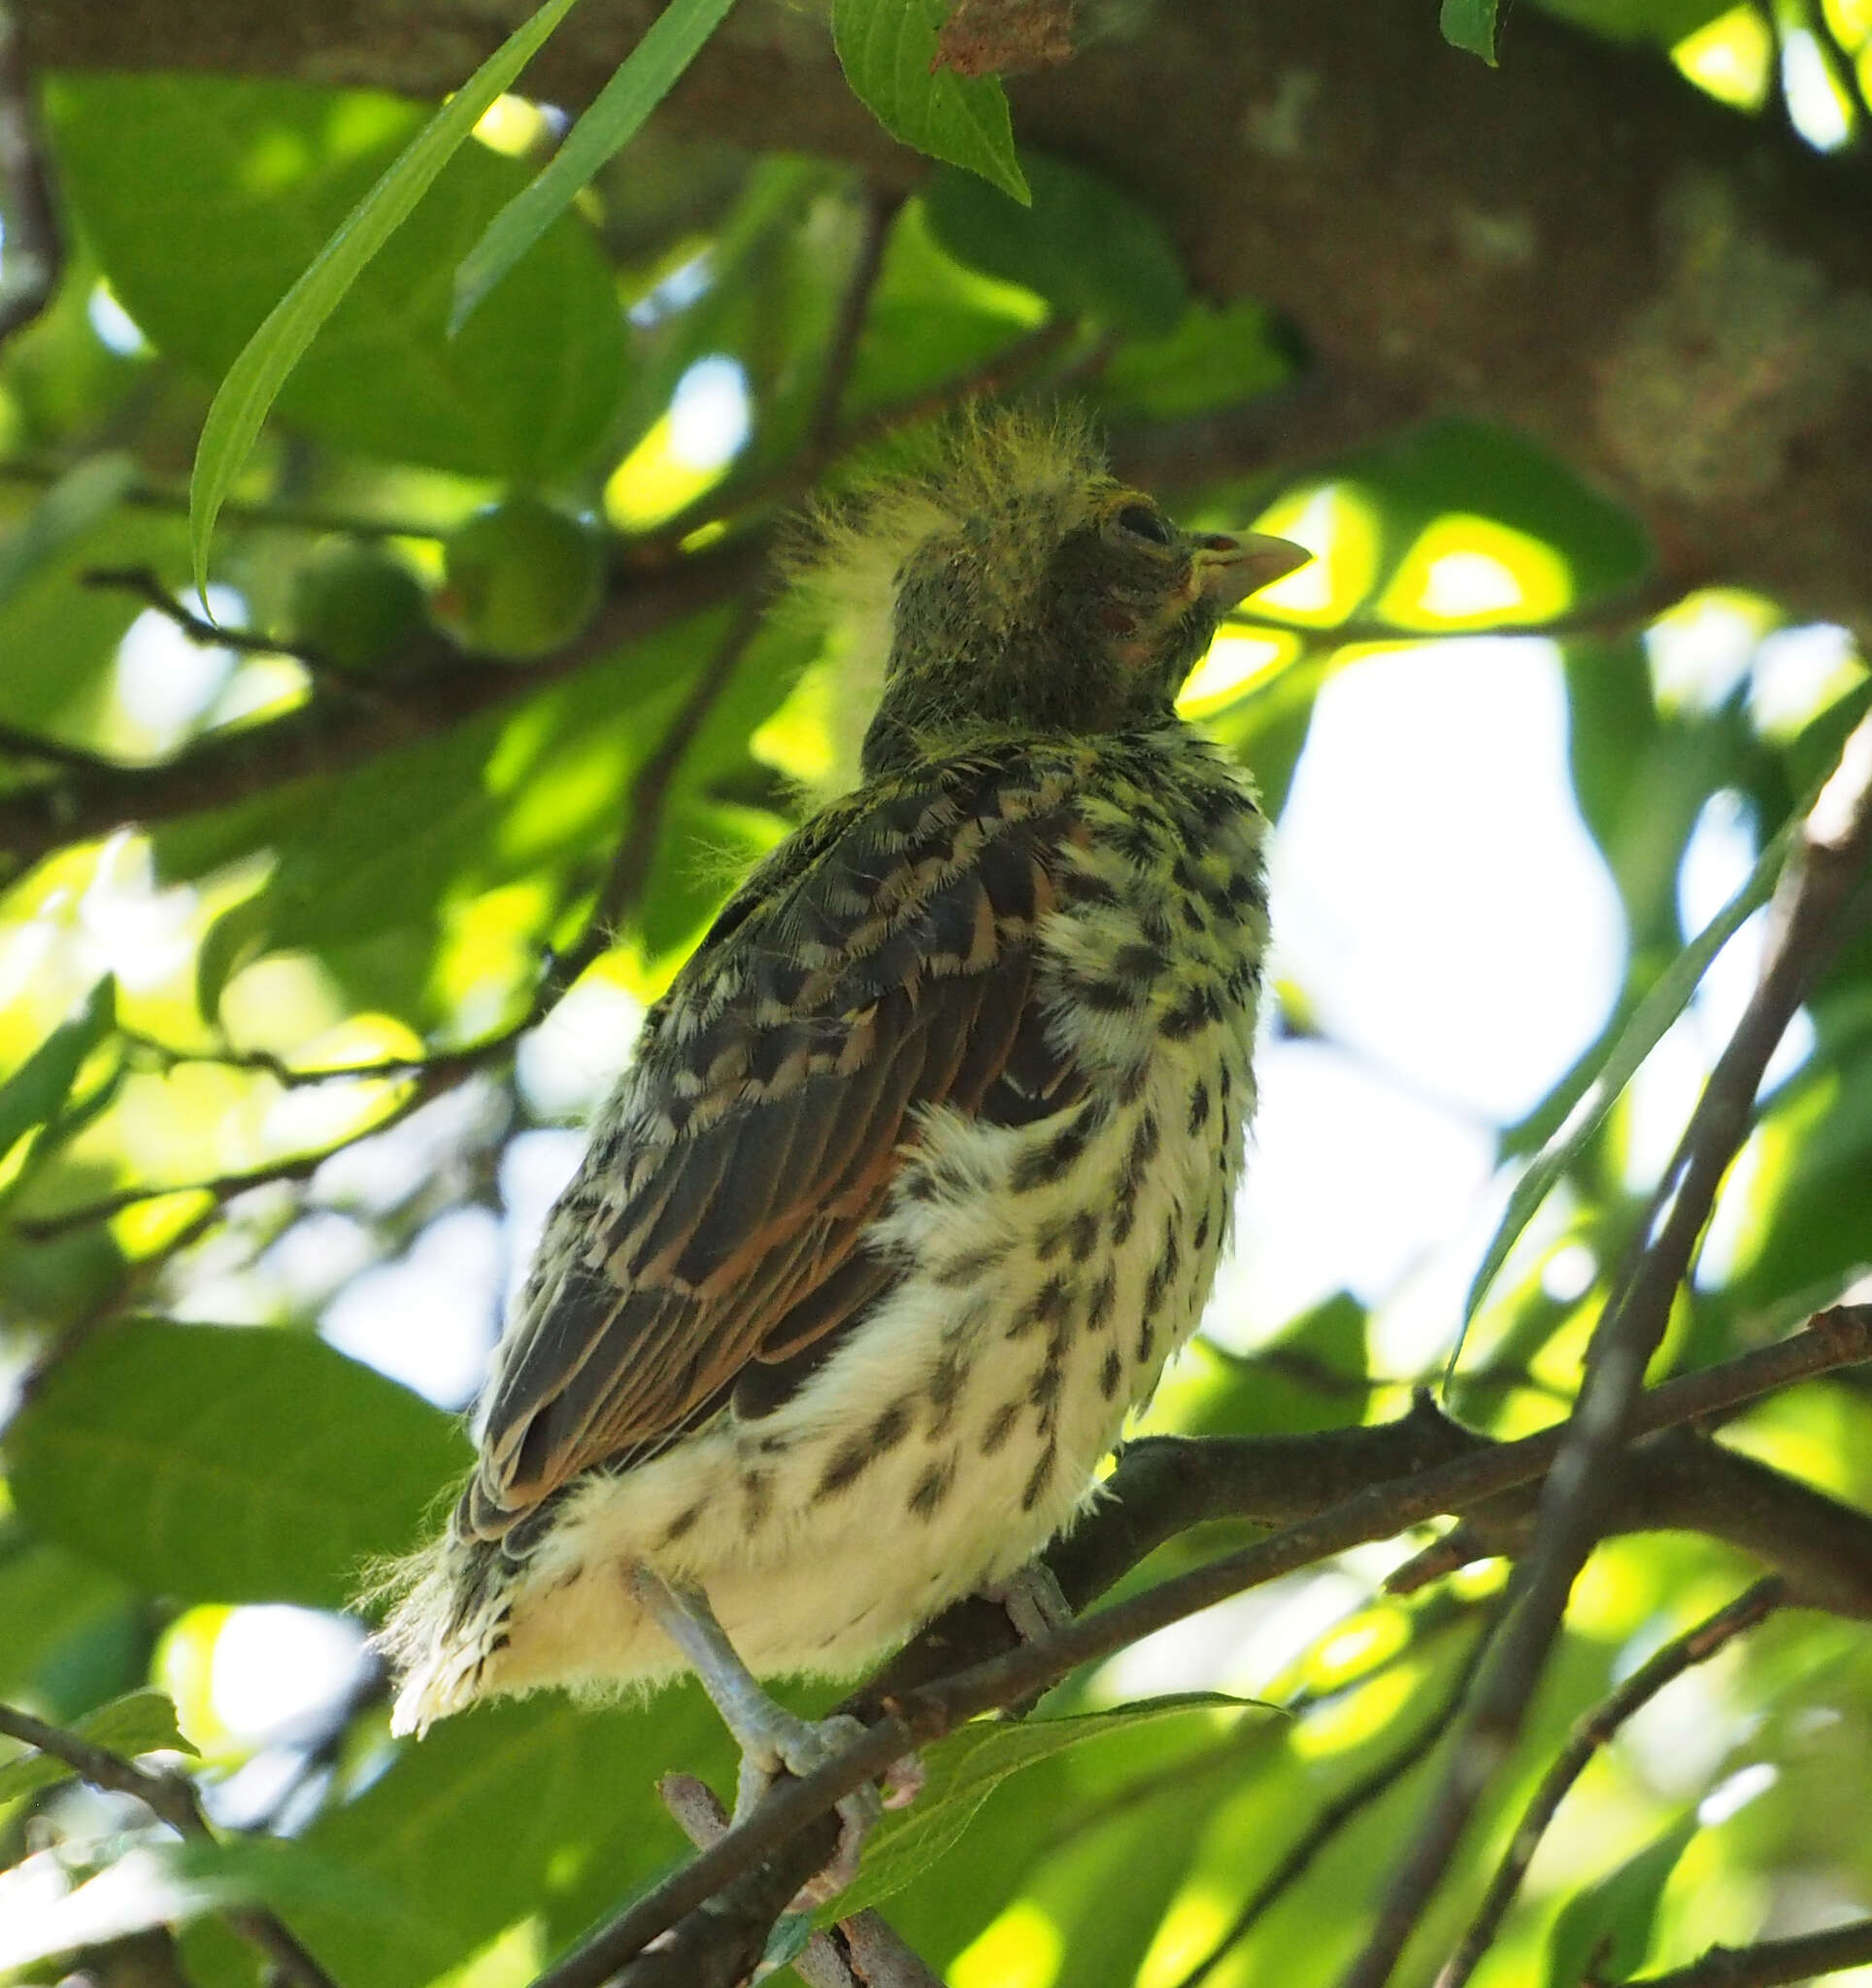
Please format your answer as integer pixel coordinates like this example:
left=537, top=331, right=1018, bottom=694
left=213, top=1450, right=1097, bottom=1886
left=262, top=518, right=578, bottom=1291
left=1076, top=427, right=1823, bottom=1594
left=289, top=541, right=427, bottom=671
left=435, top=497, right=605, bottom=662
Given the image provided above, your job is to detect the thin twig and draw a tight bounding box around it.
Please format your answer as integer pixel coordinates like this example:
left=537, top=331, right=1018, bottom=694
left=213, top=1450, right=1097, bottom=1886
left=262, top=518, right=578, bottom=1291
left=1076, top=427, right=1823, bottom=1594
left=15, top=607, right=767, bottom=1242
left=12, top=1057, right=469, bottom=1241
left=1622, top=1918, right=1872, bottom=1988
left=540, top=598, right=766, bottom=1007
left=809, top=185, right=905, bottom=456
left=528, top=1305, right=1872, bottom=1988
left=639, top=315, right=1083, bottom=558
left=0, top=1701, right=338, bottom=1988
left=0, top=2, right=61, bottom=348
left=0, top=457, right=443, bottom=539
left=1227, top=566, right=1688, bottom=652
left=1436, top=1577, right=1787, bottom=1988
left=1338, top=712, right=1872, bottom=1988
left=658, top=1774, right=939, bottom=1987
left=1170, top=1602, right=1502, bottom=1988
left=79, top=564, right=396, bottom=709
left=0, top=718, right=122, bottom=774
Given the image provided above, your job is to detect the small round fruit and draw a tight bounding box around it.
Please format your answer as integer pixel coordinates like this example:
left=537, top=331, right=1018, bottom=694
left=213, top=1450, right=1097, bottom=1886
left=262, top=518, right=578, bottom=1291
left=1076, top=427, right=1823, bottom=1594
left=289, top=541, right=427, bottom=671
left=435, top=497, right=605, bottom=663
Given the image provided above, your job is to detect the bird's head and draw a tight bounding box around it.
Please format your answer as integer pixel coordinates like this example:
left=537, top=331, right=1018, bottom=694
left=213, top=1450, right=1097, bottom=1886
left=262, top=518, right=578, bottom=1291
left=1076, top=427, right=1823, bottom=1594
left=787, top=409, right=1311, bottom=777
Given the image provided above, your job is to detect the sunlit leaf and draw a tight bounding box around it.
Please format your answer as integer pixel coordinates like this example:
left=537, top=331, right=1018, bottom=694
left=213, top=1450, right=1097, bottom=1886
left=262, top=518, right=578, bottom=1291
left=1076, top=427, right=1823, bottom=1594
left=7, top=1321, right=470, bottom=1609
left=835, top=1695, right=1260, bottom=1917
left=185, top=0, right=587, bottom=594
left=0, top=977, right=116, bottom=1165
left=0, top=1687, right=195, bottom=1803
left=1545, top=1816, right=1697, bottom=1986
left=0, top=454, right=135, bottom=608
left=452, top=0, right=741, bottom=329
left=1459, top=819, right=1790, bottom=1342
left=923, top=152, right=1186, bottom=335
left=831, top=0, right=1029, bottom=204
left=1442, top=0, right=1501, bottom=61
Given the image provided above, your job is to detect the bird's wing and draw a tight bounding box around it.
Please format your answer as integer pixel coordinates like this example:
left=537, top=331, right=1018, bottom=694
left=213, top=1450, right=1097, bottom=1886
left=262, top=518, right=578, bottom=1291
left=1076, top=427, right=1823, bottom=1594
left=460, top=755, right=1088, bottom=1541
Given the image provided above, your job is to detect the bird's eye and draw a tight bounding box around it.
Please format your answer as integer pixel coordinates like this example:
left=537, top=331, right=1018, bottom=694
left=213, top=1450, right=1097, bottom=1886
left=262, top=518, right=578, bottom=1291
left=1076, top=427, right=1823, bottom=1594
left=1114, top=504, right=1173, bottom=547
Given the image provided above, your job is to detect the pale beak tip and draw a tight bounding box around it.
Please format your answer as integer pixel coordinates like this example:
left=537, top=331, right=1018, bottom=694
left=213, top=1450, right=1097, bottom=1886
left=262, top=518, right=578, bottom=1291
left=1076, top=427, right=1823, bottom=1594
left=1196, top=531, right=1313, bottom=609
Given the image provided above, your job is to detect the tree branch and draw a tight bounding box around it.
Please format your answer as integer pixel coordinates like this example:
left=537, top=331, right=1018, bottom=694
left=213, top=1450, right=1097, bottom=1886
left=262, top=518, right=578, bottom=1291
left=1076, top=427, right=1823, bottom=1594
left=0, top=0, right=61, bottom=348
left=0, top=1702, right=338, bottom=1988
left=529, top=1304, right=1872, bottom=1988
left=1622, top=1919, right=1872, bottom=1988
left=1340, top=710, right=1872, bottom=1988
left=1436, top=1577, right=1787, bottom=1988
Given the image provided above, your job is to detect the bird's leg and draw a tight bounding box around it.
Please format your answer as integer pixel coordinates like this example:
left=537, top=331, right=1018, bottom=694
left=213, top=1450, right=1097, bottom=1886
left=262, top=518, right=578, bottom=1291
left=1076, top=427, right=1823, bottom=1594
left=985, top=1560, right=1074, bottom=1644
left=630, top=1566, right=916, bottom=1899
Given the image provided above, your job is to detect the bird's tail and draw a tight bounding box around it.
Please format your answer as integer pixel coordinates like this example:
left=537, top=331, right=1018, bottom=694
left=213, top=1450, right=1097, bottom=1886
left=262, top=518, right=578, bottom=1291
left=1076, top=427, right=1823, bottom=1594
left=361, top=1530, right=512, bottom=1738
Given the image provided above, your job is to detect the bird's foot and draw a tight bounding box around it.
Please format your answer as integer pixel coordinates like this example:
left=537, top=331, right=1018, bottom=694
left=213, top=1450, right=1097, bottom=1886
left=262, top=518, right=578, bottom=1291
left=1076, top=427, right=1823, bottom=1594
left=986, top=1560, right=1075, bottom=1644
left=732, top=1706, right=923, bottom=1904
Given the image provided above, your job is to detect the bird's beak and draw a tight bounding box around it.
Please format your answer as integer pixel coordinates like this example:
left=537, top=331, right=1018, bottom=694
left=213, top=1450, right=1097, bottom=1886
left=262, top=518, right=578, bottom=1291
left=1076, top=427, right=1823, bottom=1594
left=1190, top=532, right=1313, bottom=611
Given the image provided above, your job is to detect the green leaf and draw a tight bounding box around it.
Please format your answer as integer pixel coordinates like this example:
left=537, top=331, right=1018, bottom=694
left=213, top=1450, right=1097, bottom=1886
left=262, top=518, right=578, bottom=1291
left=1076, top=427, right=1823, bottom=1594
left=0, top=977, right=116, bottom=1162
left=0, top=1687, right=196, bottom=1803
left=184, top=0, right=587, bottom=594
left=1458, top=819, right=1789, bottom=1340
left=452, top=0, right=742, bottom=329
left=6, top=1321, right=470, bottom=1610
left=1545, top=1816, right=1696, bottom=1986
left=50, top=75, right=623, bottom=497
left=923, top=152, right=1186, bottom=335
left=282, top=1692, right=729, bottom=1988
left=1441, top=0, right=1501, bottom=61
left=831, top=0, right=1029, bottom=204
left=0, top=454, right=136, bottom=608
left=0, top=1540, right=132, bottom=1698
left=834, top=1695, right=1258, bottom=1917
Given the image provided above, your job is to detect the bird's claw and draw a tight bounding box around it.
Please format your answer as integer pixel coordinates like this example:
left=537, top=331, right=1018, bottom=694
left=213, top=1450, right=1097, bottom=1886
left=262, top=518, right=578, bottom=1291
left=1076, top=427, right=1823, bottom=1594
left=733, top=1708, right=920, bottom=1905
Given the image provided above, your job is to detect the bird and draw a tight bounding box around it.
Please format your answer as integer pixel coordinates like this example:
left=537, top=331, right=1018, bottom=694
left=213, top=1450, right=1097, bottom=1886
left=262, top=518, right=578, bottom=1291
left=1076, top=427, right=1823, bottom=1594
left=377, top=406, right=1309, bottom=1881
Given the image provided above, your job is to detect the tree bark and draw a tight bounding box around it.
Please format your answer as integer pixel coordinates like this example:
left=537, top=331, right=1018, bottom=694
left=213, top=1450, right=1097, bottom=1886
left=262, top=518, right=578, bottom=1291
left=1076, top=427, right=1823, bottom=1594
left=17, top=0, right=1872, bottom=633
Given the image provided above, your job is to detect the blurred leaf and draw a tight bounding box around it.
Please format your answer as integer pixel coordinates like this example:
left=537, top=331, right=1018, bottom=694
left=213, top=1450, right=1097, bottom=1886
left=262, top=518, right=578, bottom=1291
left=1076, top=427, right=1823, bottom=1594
left=44, top=62, right=625, bottom=563
left=0, top=502, right=190, bottom=737
left=845, top=194, right=1046, bottom=415
left=452, top=0, right=740, bottom=329
left=0, top=453, right=135, bottom=606
left=274, top=1692, right=728, bottom=1988
left=1460, top=818, right=1788, bottom=1339
left=836, top=1695, right=1258, bottom=1917
left=1533, top=0, right=1736, bottom=44
left=1442, top=0, right=1501, bottom=60
left=0, top=1538, right=132, bottom=1698
left=182, top=0, right=591, bottom=581
left=0, top=1687, right=195, bottom=1803
left=1725, top=1043, right=1872, bottom=1311
left=1545, top=1815, right=1696, bottom=1986
left=924, top=152, right=1187, bottom=336
left=7, top=1321, right=470, bottom=1609
left=0, top=1837, right=398, bottom=1971
left=159, top=609, right=747, bottom=1025
left=1094, top=298, right=1293, bottom=418
left=0, top=977, right=115, bottom=1164
left=832, top=0, right=1029, bottom=204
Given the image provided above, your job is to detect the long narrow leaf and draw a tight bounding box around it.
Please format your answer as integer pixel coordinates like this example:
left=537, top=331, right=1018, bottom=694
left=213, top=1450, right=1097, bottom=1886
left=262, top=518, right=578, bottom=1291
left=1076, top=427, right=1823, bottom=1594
left=451, top=0, right=741, bottom=332
left=1459, top=820, right=1792, bottom=1337
left=187, top=0, right=586, bottom=595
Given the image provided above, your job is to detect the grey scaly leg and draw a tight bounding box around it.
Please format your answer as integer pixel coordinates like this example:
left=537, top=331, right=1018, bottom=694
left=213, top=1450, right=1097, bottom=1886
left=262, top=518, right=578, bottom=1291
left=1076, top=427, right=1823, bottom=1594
left=631, top=1566, right=919, bottom=1897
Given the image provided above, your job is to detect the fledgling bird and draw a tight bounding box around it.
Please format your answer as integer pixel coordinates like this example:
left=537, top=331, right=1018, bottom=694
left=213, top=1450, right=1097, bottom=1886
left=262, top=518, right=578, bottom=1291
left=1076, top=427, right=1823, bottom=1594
left=378, top=409, right=1308, bottom=1873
